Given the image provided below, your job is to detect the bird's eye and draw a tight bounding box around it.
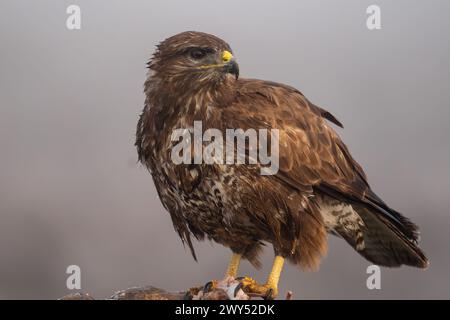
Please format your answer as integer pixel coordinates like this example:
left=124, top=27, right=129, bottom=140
left=189, top=48, right=208, bottom=60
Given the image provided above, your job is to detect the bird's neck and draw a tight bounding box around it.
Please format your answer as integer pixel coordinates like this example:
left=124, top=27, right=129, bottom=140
left=145, top=73, right=237, bottom=124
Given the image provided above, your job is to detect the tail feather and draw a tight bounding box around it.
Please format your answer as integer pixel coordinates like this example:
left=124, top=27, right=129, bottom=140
left=352, top=205, right=429, bottom=268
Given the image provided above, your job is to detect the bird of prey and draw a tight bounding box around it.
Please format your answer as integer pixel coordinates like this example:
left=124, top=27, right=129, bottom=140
left=136, top=31, right=428, bottom=299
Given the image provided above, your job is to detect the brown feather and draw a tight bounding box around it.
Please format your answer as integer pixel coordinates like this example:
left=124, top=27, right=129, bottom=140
left=136, top=31, right=428, bottom=271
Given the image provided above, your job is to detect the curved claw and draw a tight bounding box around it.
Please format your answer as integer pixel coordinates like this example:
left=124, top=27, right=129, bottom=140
left=223, top=281, right=247, bottom=300
left=202, top=280, right=218, bottom=294
left=237, top=276, right=278, bottom=300
left=234, top=282, right=244, bottom=297
left=264, top=288, right=275, bottom=300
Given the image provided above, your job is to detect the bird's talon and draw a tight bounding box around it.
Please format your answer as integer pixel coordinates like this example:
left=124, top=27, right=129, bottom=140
left=264, top=288, right=275, bottom=300
left=237, top=277, right=278, bottom=299
left=202, top=280, right=218, bottom=294
left=233, top=282, right=244, bottom=297
left=238, top=276, right=258, bottom=289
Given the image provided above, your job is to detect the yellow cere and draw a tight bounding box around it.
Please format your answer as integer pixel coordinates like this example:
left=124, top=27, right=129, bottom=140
left=222, top=50, right=233, bottom=63
left=198, top=50, right=233, bottom=70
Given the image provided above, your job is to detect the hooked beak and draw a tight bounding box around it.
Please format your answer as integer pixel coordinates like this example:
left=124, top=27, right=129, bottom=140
left=222, top=50, right=239, bottom=80
left=224, top=60, right=239, bottom=80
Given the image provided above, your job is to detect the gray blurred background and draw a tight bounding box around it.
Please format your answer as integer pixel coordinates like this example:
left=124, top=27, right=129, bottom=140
left=1, top=0, right=449, bottom=299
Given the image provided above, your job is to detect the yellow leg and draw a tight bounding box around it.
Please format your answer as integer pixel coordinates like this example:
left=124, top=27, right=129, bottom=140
left=225, top=253, right=242, bottom=278
left=265, top=255, right=284, bottom=296
left=240, top=255, right=285, bottom=299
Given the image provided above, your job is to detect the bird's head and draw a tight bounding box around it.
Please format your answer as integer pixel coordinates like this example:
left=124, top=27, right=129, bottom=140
left=148, top=31, right=239, bottom=93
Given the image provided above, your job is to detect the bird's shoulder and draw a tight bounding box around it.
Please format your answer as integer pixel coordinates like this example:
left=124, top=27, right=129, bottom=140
left=233, top=78, right=343, bottom=128
left=225, top=77, right=370, bottom=198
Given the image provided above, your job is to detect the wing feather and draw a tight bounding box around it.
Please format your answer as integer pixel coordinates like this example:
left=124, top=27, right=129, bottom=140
left=225, top=78, right=427, bottom=267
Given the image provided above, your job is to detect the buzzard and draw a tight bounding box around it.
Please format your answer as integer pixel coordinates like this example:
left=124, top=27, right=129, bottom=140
left=136, top=31, right=428, bottom=299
